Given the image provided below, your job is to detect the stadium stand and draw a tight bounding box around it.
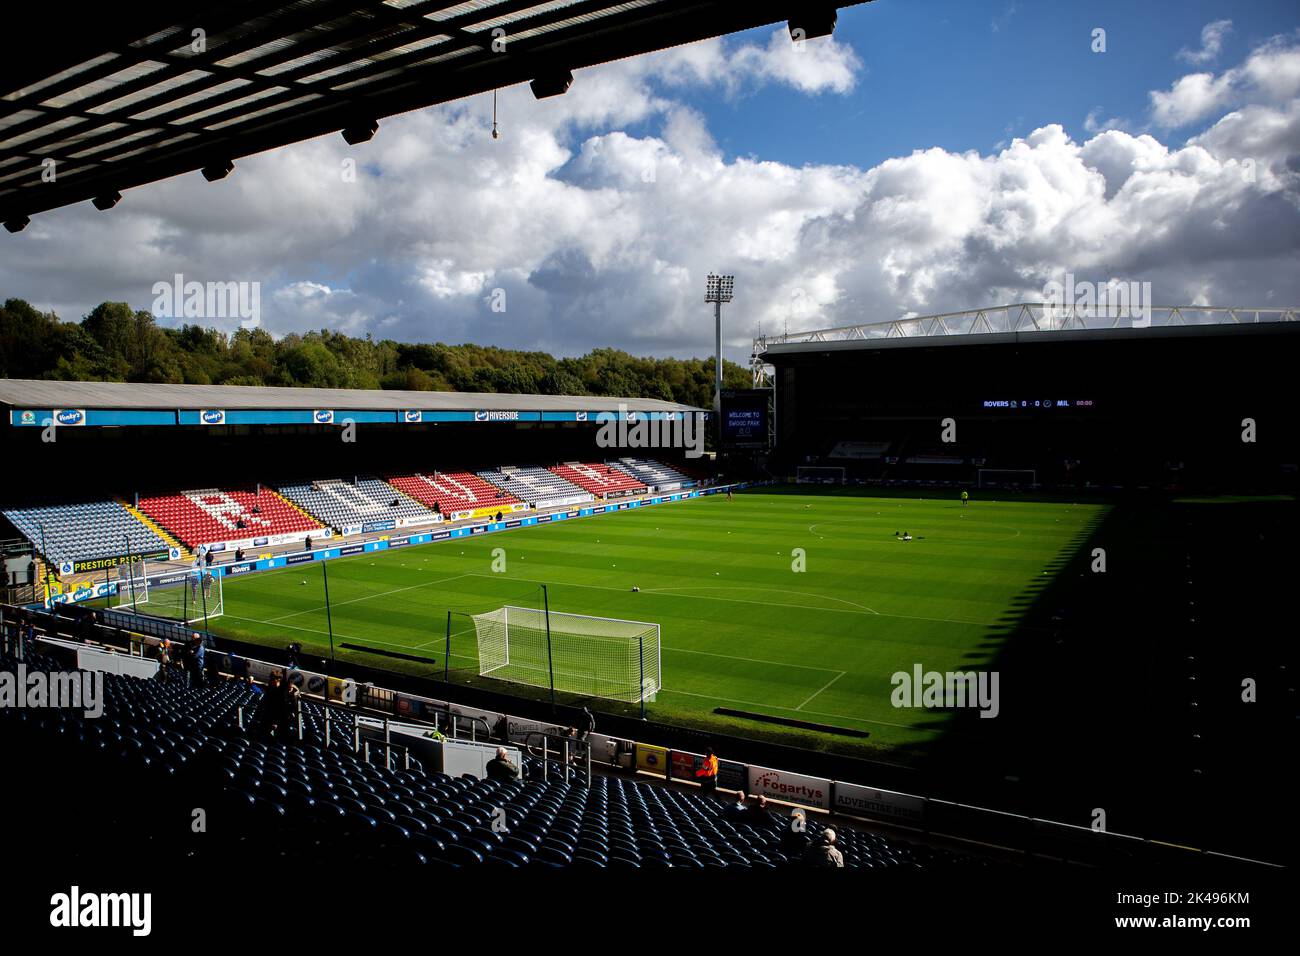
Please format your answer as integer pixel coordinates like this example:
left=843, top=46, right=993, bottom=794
left=277, top=478, right=434, bottom=530
left=1, top=458, right=704, bottom=577
left=138, top=488, right=323, bottom=549
left=3, top=500, right=170, bottom=568
left=828, top=440, right=892, bottom=461
left=477, top=466, right=593, bottom=507
left=0, top=638, right=994, bottom=869
left=549, top=462, right=647, bottom=497
left=614, top=458, right=692, bottom=489
left=386, top=471, right=521, bottom=514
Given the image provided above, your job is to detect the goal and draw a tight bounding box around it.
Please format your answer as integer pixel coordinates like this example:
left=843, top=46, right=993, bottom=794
left=108, top=561, right=224, bottom=625
left=796, top=466, right=846, bottom=484
left=471, top=606, right=661, bottom=707
left=977, top=468, right=1038, bottom=490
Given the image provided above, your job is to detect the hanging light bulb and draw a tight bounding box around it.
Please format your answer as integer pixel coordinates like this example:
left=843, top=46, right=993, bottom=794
left=491, top=89, right=500, bottom=140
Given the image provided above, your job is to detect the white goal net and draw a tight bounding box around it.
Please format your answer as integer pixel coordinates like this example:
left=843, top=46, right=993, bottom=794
left=108, top=561, right=224, bottom=625
left=472, top=605, right=661, bottom=704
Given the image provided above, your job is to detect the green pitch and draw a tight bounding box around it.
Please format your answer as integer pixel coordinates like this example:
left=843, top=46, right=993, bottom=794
left=206, top=488, right=1106, bottom=757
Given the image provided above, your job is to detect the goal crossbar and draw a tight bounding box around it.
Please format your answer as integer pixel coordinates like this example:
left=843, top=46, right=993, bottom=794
left=472, top=605, right=661, bottom=706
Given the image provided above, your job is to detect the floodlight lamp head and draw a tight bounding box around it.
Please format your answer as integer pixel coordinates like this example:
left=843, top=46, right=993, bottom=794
left=201, top=159, right=234, bottom=182
left=342, top=119, right=379, bottom=145
left=705, top=273, right=735, bottom=303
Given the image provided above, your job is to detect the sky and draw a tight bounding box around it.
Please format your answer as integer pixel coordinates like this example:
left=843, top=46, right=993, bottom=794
left=3, top=0, right=1299, bottom=365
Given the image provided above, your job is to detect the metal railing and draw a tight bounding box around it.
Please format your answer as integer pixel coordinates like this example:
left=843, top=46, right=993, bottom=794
left=522, top=730, right=592, bottom=785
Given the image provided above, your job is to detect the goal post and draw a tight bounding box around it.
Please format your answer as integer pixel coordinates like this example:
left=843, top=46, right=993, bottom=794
left=976, top=468, right=1038, bottom=489
left=107, top=557, right=150, bottom=611
left=796, top=466, right=846, bottom=484
left=107, top=560, right=223, bottom=626
left=471, top=605, right=661, bottom=711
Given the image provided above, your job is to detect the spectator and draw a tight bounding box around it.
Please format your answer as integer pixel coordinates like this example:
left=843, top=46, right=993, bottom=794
left=204, top=549, right=214, bottom=568
left=805, top=829, right=845, bottom=868
left=780, top=808, right=811, bottom=860
left=184, top=633, right=206, bottom=688
left=485, top=747, right=518, bottom=781
left=694, top=747, right=719, bottom=796
left=262, top=672, right=288, bottom=737
left=749, top=794, right=778, bottom=829
left=156, top=639, right=172, bottom=681
left=724, top=789, right=748, bottom=822
left=269, top=672, right=300, bottom=739
left=578, top=706, right=595, bottom=740
left=244, top=675, right=263, bottom=697
left=234, top=547, right=245, bottom=563
left=304, top=535, right=313, bottom=552
left=493, top=714, right=510, bottom=744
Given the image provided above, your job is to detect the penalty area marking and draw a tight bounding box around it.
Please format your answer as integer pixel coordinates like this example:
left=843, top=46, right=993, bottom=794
left=263, top=572, right=474, bottom=624
left=463, top=571, right=992, bottom=627
left=795, top=670, right=846, bottom=710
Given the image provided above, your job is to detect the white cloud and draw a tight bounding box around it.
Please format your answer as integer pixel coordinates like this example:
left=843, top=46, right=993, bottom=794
left=1151, top=71, right=1237, bottom=128
left=1083, top=109, right=1128, bottom=135
left=1152, top=32, right=1300, bottom=128
left=1177, top=19, right=1233, bottom=65
left=3, top=31, right=1298, bottom=365
left=730, top=28, right=862, bottom=95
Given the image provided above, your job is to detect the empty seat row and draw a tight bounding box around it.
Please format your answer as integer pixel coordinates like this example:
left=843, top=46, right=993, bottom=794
left=614, top=458, right=692, bottom=487
left=0, top=655, right=1001, bottom=870
left=138, top=488, right=322, bottom=548
left=385, top=472, right=520, bottom=513
left=276, top=479, right=434, bottom=530
left=476, top=467, right=593, bottom=506
left=549, top=463, right=646, bottom=496
left=3, top=500, right=170, bottom=567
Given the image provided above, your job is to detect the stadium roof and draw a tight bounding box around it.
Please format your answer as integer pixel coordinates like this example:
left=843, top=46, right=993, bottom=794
left=0, top=0, right=871, bottom=229
left=755, top=303, right=1300, bottom=362
left=0, top=378, right=699, bottom=412
left=0, top=378, right=703, bottom=428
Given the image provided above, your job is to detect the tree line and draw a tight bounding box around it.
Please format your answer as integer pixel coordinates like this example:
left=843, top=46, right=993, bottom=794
left=0, top=298, right=751, bottom=406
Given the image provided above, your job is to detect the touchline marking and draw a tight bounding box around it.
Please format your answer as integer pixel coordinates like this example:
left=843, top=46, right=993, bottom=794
left=223, top=614, right=475, bottom=661
left=416, top=624, right=477, bottom=650
left=264, top=573, right=473, bottom=623
left=668, top=645, right=842, bottom=673
left=796, top=670, right=846, bottom=710
left=661, top=686, right=936, bottom=734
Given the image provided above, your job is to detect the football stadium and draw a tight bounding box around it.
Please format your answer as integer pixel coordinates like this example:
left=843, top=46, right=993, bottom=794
left=1, top=0, right=1295, bottom=934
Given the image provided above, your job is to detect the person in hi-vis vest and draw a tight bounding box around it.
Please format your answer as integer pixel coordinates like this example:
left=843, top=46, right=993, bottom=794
left=695, top=748, right=719, bottom=795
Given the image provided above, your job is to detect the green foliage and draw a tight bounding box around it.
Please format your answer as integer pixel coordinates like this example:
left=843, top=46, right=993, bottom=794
left=0, top=297, right=747, bottom=404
